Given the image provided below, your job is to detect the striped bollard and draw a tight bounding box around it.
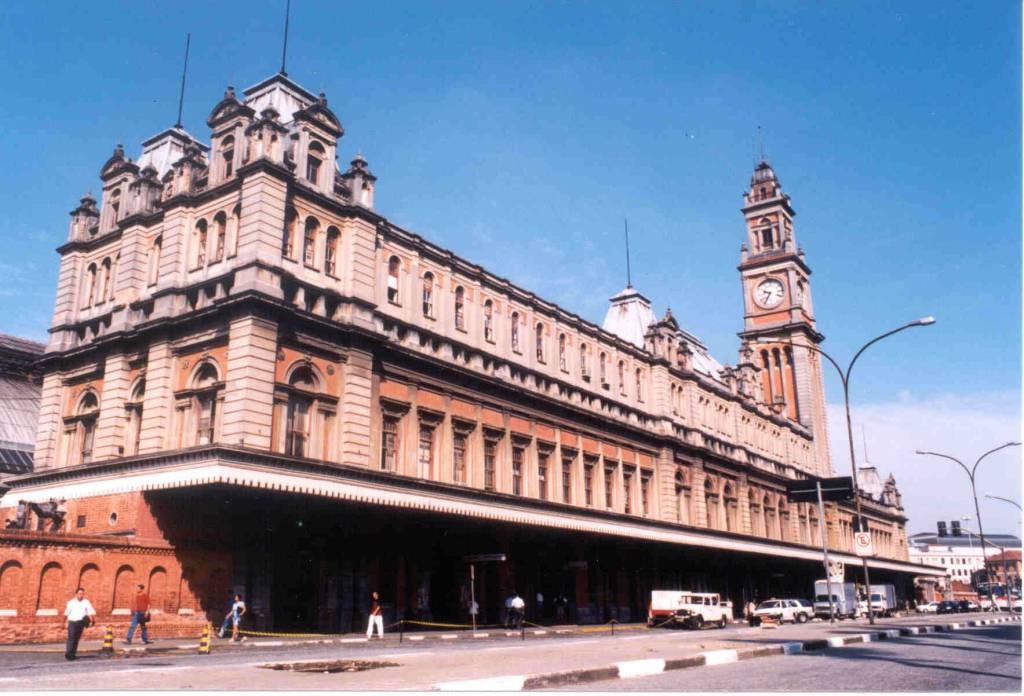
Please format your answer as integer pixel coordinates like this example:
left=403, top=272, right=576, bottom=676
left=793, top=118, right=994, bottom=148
left=198, top=623, right=211, bottom=655
left=100, top=625, right=114, bottom=656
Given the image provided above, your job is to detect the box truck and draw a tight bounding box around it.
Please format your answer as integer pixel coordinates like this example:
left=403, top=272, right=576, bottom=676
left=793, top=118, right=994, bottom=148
left=813, top=580, right=860, bottom=619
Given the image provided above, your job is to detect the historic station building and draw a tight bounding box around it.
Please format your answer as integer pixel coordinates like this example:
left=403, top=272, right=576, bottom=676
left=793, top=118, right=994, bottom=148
left=0, top=66, right=938, bottom=641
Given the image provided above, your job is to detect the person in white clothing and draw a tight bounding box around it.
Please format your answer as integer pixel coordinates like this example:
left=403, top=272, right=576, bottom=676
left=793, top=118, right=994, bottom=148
left=509, top=593, right=525, bottom=629
left=366, top=591, right=384, bottom=639
left=64, top=587, right=96, bottom=660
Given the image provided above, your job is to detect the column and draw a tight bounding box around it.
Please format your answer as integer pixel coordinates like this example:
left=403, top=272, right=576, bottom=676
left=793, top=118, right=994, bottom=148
left=220, top=315, right=278, bottom=450
left=93, top=352, right=131, bottom=460
left=138, top=338, right=174, bottom=454
left=340, top=346, right=374, bottom=468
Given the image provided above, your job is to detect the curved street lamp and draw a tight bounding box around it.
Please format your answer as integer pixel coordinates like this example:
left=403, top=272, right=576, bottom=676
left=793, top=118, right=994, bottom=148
left=760, top=316, right=935, bottom=625
left=915, top=442, right=1021, bottom=611
left=985, top=494, right=1022, bottom=512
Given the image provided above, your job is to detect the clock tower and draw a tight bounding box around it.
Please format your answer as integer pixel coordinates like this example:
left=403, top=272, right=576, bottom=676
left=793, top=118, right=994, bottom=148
left=737, top=159, right=833, bottom=476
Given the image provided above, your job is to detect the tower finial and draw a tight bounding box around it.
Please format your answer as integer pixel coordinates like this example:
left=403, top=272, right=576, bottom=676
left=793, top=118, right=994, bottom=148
left=862, top=424, right=870, bottom=464
left=624, top=218, right=632, bottom=288
left=757, top=124, right=765, bottom=163
left=175, top=32, right=191, bottom=129
left=280, top=0, right=291, bottom=76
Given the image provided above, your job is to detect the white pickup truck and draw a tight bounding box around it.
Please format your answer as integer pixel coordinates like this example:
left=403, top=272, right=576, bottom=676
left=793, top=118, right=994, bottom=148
left=648, top=591, right=731, bottom=629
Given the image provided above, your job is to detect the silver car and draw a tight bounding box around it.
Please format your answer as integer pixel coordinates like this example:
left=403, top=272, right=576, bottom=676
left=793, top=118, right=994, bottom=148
left=751, top=598, right=813, bottom=625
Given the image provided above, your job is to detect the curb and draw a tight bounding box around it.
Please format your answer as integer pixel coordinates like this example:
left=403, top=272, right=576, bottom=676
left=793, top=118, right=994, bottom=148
left=433, top=615, right=1021, bottom=691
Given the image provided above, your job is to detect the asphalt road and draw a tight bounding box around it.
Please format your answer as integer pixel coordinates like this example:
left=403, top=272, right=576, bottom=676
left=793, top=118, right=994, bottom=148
left=559, top=624, right=1023, bottom=691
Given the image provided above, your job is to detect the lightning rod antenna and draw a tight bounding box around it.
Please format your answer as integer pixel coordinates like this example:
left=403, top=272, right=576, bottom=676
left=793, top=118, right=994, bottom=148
left=175, top=32, right=191, bottom=129
left=624, top=218, right=632, bottom=288
left=862, top=424, right=870, bottom=464
left=280, top=0, right=291, bottom=76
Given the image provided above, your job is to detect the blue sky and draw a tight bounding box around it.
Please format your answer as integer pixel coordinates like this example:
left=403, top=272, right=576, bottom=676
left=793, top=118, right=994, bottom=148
left=0, top=1, right=1019, bottom=533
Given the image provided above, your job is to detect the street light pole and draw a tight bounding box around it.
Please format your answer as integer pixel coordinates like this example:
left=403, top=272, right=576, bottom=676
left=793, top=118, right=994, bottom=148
left=916, top=443, right=1021, bottom=612
left=760, top=316, right=935, bottom=625
left=985, top=495, right=1022, bottom=599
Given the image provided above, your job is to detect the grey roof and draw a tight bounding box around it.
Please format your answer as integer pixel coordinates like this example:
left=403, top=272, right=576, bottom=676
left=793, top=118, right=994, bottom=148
left=909, top=532, right=1022, bottom=549
left=0, top=334, right=43, bottom=476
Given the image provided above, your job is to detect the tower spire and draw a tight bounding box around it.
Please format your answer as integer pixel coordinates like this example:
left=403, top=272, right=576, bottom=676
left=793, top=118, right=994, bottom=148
left=280, top=0, right=291, bottom=76
left=175, top=32, right=191, bottom=129
left=624, top=218, right=632, bottom=288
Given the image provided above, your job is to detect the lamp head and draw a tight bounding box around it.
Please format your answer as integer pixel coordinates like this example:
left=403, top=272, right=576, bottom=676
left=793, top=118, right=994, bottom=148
left=914, top=316, right=936, bottom=326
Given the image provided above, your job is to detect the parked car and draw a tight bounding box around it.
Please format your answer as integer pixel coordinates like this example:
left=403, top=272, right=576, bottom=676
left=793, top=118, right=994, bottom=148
left=751, top=598, right=813, bottom=625
left=936, top=600, right=960, bottom=614
left=957, top=600, right=980, bottom=613
left=648, top=591, right=730, bottom=629
left=915, top=601, right=939, bottom=613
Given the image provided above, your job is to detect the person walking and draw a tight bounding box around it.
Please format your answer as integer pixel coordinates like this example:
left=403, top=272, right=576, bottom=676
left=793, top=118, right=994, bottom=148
left=218, top=591, right=235, bottom=639
left=124, top=584, right=152, bottom=644
left=535, top=591, right=544, bottom=622
left=554, top=593, right=567, bottom=623
left=509, top=592, right=525, bottom=629
left=503, top=594, right=514, bottom=628
left=366, top=591, right=384, bottom=639
left=63, top=587, right=96, bottom=661
left=746, top=598, right=758, bottom=625
left=229, top=594, right=246, bottom=642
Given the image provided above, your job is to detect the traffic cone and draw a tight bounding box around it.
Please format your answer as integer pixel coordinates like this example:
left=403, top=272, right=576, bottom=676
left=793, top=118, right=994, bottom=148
left=100, top=625, right=114, bottom=656
left=198, top=623, right=211, bottom=655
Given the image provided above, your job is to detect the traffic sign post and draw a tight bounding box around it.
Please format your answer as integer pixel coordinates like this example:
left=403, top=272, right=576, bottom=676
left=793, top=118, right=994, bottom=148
left=854, top=532, right=874, bottom=557
left=815, top=480, right=836, bottom=624
left=789, top=478, right=854, bottom=625
left=463, top=554, right=507, bottom=633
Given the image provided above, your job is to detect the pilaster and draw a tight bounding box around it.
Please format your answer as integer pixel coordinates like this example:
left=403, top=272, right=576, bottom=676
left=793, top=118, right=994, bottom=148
left=32, top=372, right=64, bottom=470
left=220, top=315, right=278, bottom=450
left=340, top=346, right=374, bottom=468
left=93, top=352, right=131, bottom=460
left=138, top=339, right=173, bottom=454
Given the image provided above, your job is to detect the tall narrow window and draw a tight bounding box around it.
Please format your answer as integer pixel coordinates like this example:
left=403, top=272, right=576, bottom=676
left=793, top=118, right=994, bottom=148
left=558, top=334, right=567, bottom=371
left=285, top=394, right=312, bottom=457
left=380, top=416, right=399, bottom=471
left=213, top=213, right=226, bottom=263
left=453, top=432, right=467, bottom=484
left=74, top=392, right=99, bottom=465
left=618, top=361, right=626, bottom=396
left=635, top=369, right=644, bottom=402
left=623, top=468, right=633, bottom=514
left=454, top=286, right=465, bottom=330
left=125, top=379, right=145, bottom=456
left=191, top=363, right=220, bottom=446
left=99, top=258, right=111, bottom=303
left=584, top=459, right=595, bottom=507
left=307, top=141, right=324, bottom=185
left=676, top=471, right=691, bottom=525
left=325, top=227, right=340, bottom=276
left=221, top=136, right=235, bottom=179
left=641, top=473, right=651, bottom=516
left=510, top=312, right=521, bottom=352
left=604, top=465, right=616, bottom=509
left=535, top=323, right=545, bottom=362
left=194, top=219, right=208, bottom=268
left=283, top=208, right=297, bottom=258
left=537, top=451, right=549, bottom=500
left=561, top=454, right=573, bottom=503
left=580, top=343, right=589, bottom=379
left=761, top=227, right=773, bottom=249
left=422, top=272, right=434, bottom=317
left=483, top=438, right=497, bottom=491
left=303, top=218, right=318, bottom=267
left=599, top=352, right=607, bottom=385
left=483, top=300, right=494, bottom=342
left=83, top=263, right=97, bottom=307
left=148, top=236, right=161, bottom=286
left=418, top=425, right=434, bottom=479
left=387, top=256, right=400, bottom=303
left=512, top=446, right=524, bottom=495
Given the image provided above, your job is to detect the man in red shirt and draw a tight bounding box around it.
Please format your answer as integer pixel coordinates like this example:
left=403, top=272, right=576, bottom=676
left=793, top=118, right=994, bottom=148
left=125, top=584, right=152, bottom=644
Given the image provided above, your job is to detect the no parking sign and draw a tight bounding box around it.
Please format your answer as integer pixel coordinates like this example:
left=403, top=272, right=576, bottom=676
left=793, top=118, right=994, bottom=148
left=854, top=532, right=875, bottom=557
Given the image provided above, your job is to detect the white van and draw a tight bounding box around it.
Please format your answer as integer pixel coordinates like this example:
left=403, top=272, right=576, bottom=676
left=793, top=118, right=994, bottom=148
left=648, top=591, right=730, bottom=629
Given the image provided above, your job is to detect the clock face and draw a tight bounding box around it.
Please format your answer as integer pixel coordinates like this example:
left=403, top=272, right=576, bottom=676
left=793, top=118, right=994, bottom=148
left=755, top=278, right=785, bottom=308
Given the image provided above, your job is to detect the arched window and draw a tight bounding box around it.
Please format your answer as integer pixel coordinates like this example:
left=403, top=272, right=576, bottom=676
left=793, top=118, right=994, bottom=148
left=748, top=488, right=762, bottom=536
left=778, top=498, right=790, bottom=541
left=282, top=207, right=297, bottom=258
left=558, top=334, right=567, bottom=371
left=535, top=323, right=545, bottom=362
left=387, top=256, right=400, bottom=303
left=303, top=217, right=318, bottom=267
left=454, top=286, right=465, bottom=329
left=764, top=493, right=777, bottom=539
left=285, top=366, right=320, bottom=458
left=124, top=378, right=145, bottom=456
left=704, top=478, right=717, bottom=530
left=635, top=368, right=644, bottom=402
left=148, top=236, right=162, bottom=286
left=599, top=352, right=607, bottom=385
left=229, top=204, right=240, bottom=257
left=422, top=272, right=434, bottom=317
left=70, top=391, right=99, bottom=465
left=107, top=189, right=121, bottom=229
left=191, top=362, right=221, bottom=446
left=510, top=312, right=520, bottom=352
left=212, top=212, right=227, bottom=263
left=579, top=343, right=589, bottom=379
left=618, top=360, right=626, bottom=395
left=675, top=470, right=691, bottom=525
left=483, top=300, right=494, bottom=342
left=325, top=227, right=340, bottom=276
left=723, top=483, right=738, bottom=532
left=193, top=219, right=208, bottom=268
left=221, top=135, right=235, bottom=179
left=83, top=263, right=98, bottom=307
left=307, top=141, right=324, bottom=186
left=99, top=258, right=112, bottom=303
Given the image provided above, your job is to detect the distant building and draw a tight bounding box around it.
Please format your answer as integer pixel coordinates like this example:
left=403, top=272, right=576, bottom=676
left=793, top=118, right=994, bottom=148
left=0, top=334, right=44, bottom=478
left=909, top=524, right=1021, bottom=598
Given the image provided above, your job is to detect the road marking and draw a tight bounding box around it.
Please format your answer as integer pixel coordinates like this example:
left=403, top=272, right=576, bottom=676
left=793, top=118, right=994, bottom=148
left=781, top=642, right=803, bottom=654
left=340, top=637, right=369, bottom=643
left=827, top=636, right=846, bottom=647
left=440, top=635, right=457, bottom=640
left=408, top=636, right=425, bottom=641
left=701, top=649, right=738, bottom=666
left=436, top=675, right=527, bottom=691
left=617, top=658, right=666, bottom=678
left=624, top=635, right=648, bottom=640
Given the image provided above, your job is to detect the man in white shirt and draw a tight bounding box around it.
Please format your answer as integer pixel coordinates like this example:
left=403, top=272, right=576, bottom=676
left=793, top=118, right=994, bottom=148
left=509, top=593, right=526, bottom=629
left=64, top=587, right=96, bottom=660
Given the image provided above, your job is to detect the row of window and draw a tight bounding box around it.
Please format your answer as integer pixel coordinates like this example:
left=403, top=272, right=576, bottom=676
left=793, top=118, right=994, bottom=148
left=190, top=208, right=240, bottom=271
left=80, top=256, right=118, bottom=309
left=388, top=258, right=648, bottom=400
left=380, top=412, right=653, bottom=514
left=283, top=212, right=341, bottom=276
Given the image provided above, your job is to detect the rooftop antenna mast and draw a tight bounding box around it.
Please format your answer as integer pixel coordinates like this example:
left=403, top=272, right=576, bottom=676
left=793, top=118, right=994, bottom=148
left=175, top=32, right=191, bottom=129
left=757, top=124, right=766, bottom=163
left=624, top=218, right=633, bottom=288
left=280, top=0, right=291, bottom=76
left=861, top=424, right=870, bottom=464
